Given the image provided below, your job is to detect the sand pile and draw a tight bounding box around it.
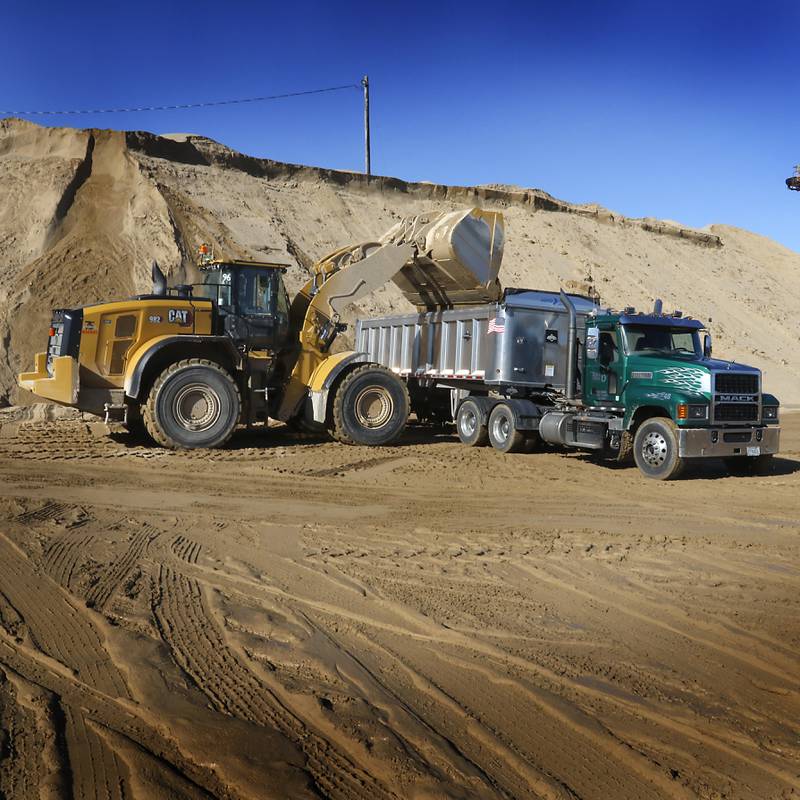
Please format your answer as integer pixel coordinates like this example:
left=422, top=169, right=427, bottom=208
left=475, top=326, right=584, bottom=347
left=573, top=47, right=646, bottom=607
left=1, top=117, right=798, bottom=405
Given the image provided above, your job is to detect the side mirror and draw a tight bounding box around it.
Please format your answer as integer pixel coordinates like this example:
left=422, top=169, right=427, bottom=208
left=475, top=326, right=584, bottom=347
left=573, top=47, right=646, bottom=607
left=703, top=333, right=712, bottom=359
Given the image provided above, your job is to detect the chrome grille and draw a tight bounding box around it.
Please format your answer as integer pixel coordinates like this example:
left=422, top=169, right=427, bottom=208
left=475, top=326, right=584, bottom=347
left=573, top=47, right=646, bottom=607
left=712, top=371, right=760, bottom=424
left=714, top=373, right=758, bottom=394
left=715, top=404, right=759, bottom=422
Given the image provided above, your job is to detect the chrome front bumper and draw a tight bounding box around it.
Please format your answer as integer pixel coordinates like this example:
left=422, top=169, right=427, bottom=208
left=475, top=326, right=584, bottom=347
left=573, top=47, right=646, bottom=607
left=677, top=426, right=780, bottom=458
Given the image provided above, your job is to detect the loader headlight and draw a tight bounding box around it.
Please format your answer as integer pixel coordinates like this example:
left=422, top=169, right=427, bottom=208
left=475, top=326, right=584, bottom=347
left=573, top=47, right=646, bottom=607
left=687, top=404, right=709, bottom=420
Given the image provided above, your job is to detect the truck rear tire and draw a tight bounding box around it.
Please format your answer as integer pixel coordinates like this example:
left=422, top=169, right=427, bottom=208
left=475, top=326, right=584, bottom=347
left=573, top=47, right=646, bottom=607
left=456, top=399, right=489, bottom=447
left=633, top=418, right=685, bottom=480
left=143, top=359, right=240, bottom=450
left=331, top=365, right=409, bottom=446
left=488, top=403, right=527, bottom=454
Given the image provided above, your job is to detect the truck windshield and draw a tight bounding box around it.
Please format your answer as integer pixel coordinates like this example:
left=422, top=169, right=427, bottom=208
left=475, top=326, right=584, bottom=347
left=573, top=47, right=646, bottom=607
left=621, top=325, right=701, bottom=356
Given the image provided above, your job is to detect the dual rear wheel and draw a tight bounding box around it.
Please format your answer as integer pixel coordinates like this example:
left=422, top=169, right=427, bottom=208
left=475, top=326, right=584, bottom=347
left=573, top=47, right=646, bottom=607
left=456, top=400, right=535, bottom=454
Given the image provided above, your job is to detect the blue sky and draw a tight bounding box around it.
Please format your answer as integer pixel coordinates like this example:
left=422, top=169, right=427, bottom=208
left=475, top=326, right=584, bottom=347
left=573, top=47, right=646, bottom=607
left=2, top=1, right=799, bottom=250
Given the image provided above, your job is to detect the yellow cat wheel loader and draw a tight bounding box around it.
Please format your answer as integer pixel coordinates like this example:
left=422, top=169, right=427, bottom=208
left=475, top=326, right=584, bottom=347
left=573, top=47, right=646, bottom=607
left=19, top=208, right=504, bottom=449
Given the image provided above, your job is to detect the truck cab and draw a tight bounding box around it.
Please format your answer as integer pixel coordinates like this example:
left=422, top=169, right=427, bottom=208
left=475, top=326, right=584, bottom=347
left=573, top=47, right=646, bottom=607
left=577, top=308, right=780, bottom=477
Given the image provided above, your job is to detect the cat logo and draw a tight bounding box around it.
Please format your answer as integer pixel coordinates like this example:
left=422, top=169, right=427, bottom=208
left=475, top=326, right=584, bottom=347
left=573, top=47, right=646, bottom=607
left=168, top=309, right=192, bottom=326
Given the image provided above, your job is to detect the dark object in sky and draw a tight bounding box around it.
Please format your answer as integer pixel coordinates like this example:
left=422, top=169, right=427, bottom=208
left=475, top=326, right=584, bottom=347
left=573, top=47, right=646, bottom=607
left=787, top=176, right=800, bottom=191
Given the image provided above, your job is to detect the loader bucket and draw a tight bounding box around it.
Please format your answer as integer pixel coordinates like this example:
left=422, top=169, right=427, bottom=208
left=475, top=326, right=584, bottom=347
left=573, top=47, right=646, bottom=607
left=387, top=208, right=505, bottom=308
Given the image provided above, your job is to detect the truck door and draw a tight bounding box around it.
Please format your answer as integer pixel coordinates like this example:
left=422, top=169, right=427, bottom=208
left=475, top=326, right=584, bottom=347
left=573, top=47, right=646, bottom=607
left=586, top=326, right=622, bottom=403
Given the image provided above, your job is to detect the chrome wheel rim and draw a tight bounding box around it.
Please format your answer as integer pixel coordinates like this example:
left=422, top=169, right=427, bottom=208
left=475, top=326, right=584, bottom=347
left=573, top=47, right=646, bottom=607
left=460, top=407, right=478, bottom=437
left=641, top=430, right=668, bottom=467
left=354, top=386, right=393, bottom=429
left=491, top=412, right=511, bottom=444
left=173, top=384, right=221, bottom=431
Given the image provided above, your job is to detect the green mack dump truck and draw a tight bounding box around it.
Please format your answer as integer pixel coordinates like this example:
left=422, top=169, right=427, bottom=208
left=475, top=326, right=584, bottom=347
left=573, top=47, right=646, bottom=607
left=356, top=293, right=780, bottom=480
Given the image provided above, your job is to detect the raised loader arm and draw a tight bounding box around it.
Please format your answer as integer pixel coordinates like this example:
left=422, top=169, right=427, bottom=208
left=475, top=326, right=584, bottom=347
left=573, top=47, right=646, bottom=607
left=275, top=207, right=504, bottom=422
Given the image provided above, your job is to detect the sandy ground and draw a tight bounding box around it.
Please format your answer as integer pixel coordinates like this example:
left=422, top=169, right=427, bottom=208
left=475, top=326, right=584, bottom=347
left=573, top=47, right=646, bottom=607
left=0, top=413, right=798, bottom=800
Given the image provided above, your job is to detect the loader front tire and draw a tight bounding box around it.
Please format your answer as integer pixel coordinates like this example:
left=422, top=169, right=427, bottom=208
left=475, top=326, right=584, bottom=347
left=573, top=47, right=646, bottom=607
left=143, top=359, right=240, bottom=450
left=331, top=365, right=409, bottom=446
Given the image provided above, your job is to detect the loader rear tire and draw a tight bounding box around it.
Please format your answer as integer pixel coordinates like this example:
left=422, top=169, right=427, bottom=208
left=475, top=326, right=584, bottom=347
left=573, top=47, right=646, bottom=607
left=143, top=359, right=240, bottom=450
left=331, top=365, right=409, bottom=446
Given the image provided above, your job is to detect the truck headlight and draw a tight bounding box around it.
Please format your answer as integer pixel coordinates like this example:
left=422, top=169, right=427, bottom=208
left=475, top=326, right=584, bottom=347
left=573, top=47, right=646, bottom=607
left=687, top=404, right=708, bottom=420
left=763, top=406, right=779, bottom=422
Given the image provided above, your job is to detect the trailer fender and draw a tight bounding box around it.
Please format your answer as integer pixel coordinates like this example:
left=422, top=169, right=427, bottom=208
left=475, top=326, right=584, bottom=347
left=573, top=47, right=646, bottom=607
left=502, top=398, right=542, bottom=431
left=455, top=396, right=540, bottom=430
left=306, top=351, right=370, bottom=424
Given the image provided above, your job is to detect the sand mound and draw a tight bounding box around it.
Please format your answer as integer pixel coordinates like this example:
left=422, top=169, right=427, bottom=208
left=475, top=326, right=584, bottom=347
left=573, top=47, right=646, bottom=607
left=1, top=117, right=798, bottom=405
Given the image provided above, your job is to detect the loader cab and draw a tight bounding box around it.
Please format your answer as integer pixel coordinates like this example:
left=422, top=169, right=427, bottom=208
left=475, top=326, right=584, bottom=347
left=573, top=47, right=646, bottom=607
left=194, top=260, right=291, bottom=350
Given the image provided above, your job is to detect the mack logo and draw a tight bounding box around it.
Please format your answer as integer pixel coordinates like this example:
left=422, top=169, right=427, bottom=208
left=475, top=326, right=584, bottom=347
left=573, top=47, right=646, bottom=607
left=545, top=330, right=559, bottom=344
left=168, top=309, right=192, bottom=326
left=717, top=394, right=755, bottom=402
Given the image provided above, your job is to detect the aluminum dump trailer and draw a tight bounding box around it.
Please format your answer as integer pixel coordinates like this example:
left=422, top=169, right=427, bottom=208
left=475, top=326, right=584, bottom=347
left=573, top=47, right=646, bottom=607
left=355, top=289, right=598, bottom=393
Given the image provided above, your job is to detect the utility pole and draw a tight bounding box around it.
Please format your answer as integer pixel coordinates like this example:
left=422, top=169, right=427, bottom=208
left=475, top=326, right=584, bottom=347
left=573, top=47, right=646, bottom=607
left=362, top=75, right=371, bottom=177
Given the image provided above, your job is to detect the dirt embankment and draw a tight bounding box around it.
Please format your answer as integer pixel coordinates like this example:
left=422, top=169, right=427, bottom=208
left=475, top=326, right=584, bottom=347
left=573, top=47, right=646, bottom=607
left=1, top=117, right=798, bottom=406
left=0, top=411, right=798, bottom=799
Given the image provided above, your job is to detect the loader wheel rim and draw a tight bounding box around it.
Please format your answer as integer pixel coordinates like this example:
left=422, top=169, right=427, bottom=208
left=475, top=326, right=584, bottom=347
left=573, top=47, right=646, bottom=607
left=354, top=386, right=394, bottom=429
left=641, top=430, right=668, bottom=467
left=173, top=383, right=221, bottom=432
left=491, top=411, right=511, bottom=444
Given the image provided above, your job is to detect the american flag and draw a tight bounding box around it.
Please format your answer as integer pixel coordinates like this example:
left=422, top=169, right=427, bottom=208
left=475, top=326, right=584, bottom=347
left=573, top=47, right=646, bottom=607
left=488, top=317, right=505, bottom=334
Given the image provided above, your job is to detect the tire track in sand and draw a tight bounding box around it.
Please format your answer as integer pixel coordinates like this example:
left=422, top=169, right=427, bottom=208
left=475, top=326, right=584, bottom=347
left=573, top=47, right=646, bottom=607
left=0, top=531, right=129, bottom=699
left=16, top=500, right=73, bottom=524
left=43, top=532, right=94, bottom=591
left=171, top=534, right=201, bottom=565
left=151, top=564, right=396, bottom=800
left=85, top=524, right=161, bottom=612
left=61, top=704, right=131, bottom=800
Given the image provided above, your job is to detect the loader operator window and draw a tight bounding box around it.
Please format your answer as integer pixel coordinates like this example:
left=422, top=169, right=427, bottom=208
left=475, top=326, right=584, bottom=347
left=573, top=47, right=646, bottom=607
left=622, top=325, right=700, bottom=356
left=238, top=270, right=274, bottom=315
left=236, top=269, right=290, bottom=347
left=197, top=269, right=233, bottom=311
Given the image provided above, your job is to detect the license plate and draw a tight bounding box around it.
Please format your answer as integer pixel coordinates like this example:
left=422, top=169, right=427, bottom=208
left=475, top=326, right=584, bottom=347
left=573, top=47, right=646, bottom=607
left=747, top=446, right=761, bottom=456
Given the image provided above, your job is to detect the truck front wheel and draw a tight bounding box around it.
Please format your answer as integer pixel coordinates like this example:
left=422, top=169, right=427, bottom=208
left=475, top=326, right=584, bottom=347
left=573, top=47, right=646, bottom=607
left=331, top=365, right=409, bottom=446
left=143, top=359, right=240, bottom=449
left=633, top=418, right=685, bottom=480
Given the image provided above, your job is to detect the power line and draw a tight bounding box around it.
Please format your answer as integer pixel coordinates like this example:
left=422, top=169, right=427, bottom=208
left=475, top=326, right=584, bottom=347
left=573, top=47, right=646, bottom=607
left=0, top=83, right=361, bottom=116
